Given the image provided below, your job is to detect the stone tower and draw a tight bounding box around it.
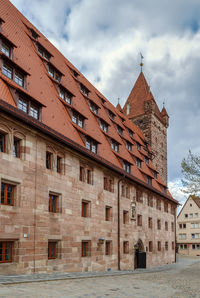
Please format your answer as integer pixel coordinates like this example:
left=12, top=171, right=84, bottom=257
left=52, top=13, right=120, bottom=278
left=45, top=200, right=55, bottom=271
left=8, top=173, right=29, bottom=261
left=122, top=72, right=169, bottom=185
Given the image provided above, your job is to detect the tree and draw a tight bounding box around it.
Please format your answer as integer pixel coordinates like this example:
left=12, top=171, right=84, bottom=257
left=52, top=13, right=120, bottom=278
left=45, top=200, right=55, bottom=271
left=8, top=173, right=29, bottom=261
left=181, top=150, right=200, bottom=194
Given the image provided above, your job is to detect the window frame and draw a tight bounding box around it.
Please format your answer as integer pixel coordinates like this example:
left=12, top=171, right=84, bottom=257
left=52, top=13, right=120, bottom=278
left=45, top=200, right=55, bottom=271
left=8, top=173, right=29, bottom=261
left=82, top=200, right=90, bottom=218
left=48, top=242, right=57, bottom=259
left=0, top=241, right=13, bottom=263
left=105, top=206, right=112, bottom=221
left=49, top=194, right=58, bottom=213
left=0, top=131, right=6, bottom=153
left=105, top=240, right=112, bottom=256
left=1, top=182, right=15, bottom=206
left=123, top=241, right=129, bottom=254
left=81, top=241, right=91, bottom=257
left=46, top=151, right=53, bottom=170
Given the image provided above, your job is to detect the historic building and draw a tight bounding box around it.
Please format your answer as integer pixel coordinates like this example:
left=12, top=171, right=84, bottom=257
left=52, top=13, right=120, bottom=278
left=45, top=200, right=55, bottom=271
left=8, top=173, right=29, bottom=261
left=177, top=195, right=200, bottom=256
left=0, top=0, right=178, bottom=274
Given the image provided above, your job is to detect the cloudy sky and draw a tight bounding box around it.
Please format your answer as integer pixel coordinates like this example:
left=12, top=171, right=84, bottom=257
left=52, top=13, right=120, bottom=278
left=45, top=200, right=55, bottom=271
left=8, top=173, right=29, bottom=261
left=10, top=0, right=200, bottom=208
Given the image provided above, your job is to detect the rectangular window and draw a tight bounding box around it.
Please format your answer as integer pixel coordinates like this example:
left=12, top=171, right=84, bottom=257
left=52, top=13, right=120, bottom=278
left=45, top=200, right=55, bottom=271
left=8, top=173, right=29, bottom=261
left=137, top=214, right=142, bottom=226
left=165, top=242, right=168, bottom=251
left=82, top=241, right=91, bottom=257
left=183, top=223, right=186, bottom=228
left=80, top=83, right=89, bottom=97
left=48, top=242, right=56, bottom=259
left=136, top=158, right=142, bottom=168
left=99, top=119, right=108, bottom=133
left=147, top=176, right=152, bottom=186
left=123, top=161, right=131, bottom=174
left=156, top=199, right=161, bottom=210
left=144, top=156, right=149, bottom=164
left=148, top=217, right=152, bottom=229
left=104, top=176, right=114, bottom=192
left=1, top=183, right=15, bottom=206
left=59, top=87, right=72, bottom=105
left=2, top=63, right=12, bottom=79
left=149, top=241, right=153, bottom=252
left=2, top=42, right=11, bottom=57
left=79, top=166, right=85, bottom=182
left=46, top=151, right=53, bottom=169
left=136, top=142, right=141, bottom=150
left=184, top=214, right=188, bottom=218
left=128, top=129, right=133, bottom=137
left=14, top=71, right=24, bottom=87
left=0, top=132, right=6, bottom=153
left=90, top=101, right=99, bottom=114
left=85, top=138, right=97, bottom=154
left=123, top=211, right=129, bottom=224
left=121, top=184, right=129, bottom=198
left=105, top=241, right=112, bottom=255
left=79, top=166, right=93, bottom=184
left=48, top=65, right=61, bottom=82
left=126, top=141, right=132, bottom=151
left=29, top=105, right=39, bottom=120
left=153, top=171, right=157, bottom=179
left=157, top=219, right=161, bottom=230
left=117, top=125, right=123, bottom=135
left=57, top=156, right=62, bottom=173
left=105, top=206, right=112, bottom=221
left=108, top=110, right=115, bottom=120
left=164, top=202, right=168, bottom=213
left=82, top=200, right=90, bottom=217
left=123, top=241, right=129, bottom=254
left=165, top=221, right=168, bottom=231
left=13, top=137, right=21, bottom=158
left=0, top=241, right=13, bottom=263
left=157, top=241, right=161, bottom=251
left=171, top=222, right=174, bottom=232
left=147, top=195, right=153, bottom=207
left=49, top=194, right=57, bottom=213
left=179, top=224, right=182, bottom=229
left=18, top=98, right=28, bottom=113
left=110, top=139, right=119, bottom=152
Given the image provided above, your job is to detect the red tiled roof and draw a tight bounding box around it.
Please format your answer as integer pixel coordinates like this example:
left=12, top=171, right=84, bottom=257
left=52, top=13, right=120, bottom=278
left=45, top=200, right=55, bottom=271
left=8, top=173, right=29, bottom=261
left=0, top=0, right=178, bottom=204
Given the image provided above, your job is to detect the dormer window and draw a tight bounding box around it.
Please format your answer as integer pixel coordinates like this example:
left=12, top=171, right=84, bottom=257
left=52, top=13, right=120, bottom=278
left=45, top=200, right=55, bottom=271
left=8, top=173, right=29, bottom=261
left=2, top=63, right=12, bottom=79
left=30, top=104, right=39, bottom=119
left=153, top=171, right=157, bottom=179
left=123, top=161, right=131, bottom=174
left=1, top=41, right=11, bottom=57
left=147, top=176, right=152, bottom=186
left=18, top=97, right=40, bottom=120
left=163, top=186, right=167, bottom=194
left=14, top=71, right=24, bottom=87
left=128, top=129, right=133, bottom=137
left=136, top=158, right=142, bottom=168
left=72, top=111, right=84, bottom=128
left=144, top=156, right=149, bottom=164
left=59, top=87, right=72, bottom=105
left=73, top=70, right=79, bottom=78
left=111, top=139, right=119, bottom=152
left=80, top=83, right=89, bottom=97
left=136, top=142, right=141, bottom=150
left=100, top=97, right=106, bottom=104
left=48, top=65, right=61, bottom=82
left=85, top=137, right=98, bottom=154
left=37, top=45, right=51, bottom=60
left=117, top=125, right=123, bottom=135
left=108, top=110, right=115, bottom=120
left=90, top=101, right=98, bottom=114
left=99, top=119, right=108, bottom=133
left=29, top=28, right=39, bottom=40
left=18, top=98, right=28, bottom=113
left=126, top=141, right=132, bottom=151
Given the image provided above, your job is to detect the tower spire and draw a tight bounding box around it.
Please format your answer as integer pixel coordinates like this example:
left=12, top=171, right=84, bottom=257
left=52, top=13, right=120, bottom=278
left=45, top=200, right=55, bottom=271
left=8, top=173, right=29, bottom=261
left=140, top=53, right=144, bottom=72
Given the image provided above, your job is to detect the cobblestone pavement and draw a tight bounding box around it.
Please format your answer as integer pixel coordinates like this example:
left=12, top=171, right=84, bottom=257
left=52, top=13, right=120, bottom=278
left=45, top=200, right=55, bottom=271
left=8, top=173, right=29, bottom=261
left=0, top=256, right=200, bottom=298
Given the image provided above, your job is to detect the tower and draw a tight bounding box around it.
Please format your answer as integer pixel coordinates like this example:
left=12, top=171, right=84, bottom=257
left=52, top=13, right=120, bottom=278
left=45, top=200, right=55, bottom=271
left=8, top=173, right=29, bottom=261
left=122, top=71, right=169, bottom=185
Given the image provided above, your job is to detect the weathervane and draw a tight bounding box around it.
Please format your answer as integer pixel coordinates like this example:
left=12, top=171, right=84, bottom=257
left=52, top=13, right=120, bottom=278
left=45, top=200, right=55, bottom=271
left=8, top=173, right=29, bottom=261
left=140, top=52, right=144, bottom=72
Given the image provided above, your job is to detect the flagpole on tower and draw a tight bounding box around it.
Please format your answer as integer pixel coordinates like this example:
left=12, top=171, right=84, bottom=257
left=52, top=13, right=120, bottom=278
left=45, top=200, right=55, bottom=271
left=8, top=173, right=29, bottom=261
left=140, top=53, right=144, bottom=72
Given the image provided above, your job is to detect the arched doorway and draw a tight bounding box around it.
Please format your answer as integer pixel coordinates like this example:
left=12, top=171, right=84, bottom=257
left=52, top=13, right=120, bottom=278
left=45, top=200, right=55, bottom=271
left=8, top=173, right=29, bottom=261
left=134, top=239, right=146, bottom=269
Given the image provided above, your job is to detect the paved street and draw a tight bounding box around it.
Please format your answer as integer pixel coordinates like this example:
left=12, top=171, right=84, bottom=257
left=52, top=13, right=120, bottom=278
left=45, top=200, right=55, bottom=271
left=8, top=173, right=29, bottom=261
left=0, top=255, right=200, bottom=298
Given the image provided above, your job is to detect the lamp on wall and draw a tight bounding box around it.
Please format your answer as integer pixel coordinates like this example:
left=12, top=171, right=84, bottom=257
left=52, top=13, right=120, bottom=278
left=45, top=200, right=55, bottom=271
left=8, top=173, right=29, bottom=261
left=98, top=237, right=105, bottom=244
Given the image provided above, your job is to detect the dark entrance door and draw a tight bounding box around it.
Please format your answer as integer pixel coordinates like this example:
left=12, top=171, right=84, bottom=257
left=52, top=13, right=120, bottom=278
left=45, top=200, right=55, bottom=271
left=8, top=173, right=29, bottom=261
left=136, top=251, right=146, bottom=268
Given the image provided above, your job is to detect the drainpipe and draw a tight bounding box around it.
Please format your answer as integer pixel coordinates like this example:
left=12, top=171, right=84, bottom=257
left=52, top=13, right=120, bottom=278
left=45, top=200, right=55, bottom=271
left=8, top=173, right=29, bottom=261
left=33, top=136, right=38, bottom=273
left=117, top=177, right=125, bottom=271
left=174, top=206, right=177, bottom=263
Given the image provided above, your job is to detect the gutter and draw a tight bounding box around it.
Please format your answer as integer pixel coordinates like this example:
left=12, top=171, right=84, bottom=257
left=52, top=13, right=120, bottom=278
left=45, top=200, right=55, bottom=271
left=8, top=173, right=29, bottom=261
left=117, top=177, right=125, bottom=271
left=0, top=99, right=178, bottom=205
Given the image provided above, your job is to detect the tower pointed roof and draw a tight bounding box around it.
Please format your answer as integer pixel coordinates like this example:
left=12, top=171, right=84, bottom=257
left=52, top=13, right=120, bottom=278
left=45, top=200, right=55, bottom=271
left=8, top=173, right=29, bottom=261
left=122, top=72, right=164, bottom=122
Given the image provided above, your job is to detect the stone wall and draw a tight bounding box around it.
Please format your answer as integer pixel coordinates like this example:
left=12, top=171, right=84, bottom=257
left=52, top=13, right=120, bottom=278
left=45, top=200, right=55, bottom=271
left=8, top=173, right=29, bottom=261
left=0, top=113, right=175, bottom=274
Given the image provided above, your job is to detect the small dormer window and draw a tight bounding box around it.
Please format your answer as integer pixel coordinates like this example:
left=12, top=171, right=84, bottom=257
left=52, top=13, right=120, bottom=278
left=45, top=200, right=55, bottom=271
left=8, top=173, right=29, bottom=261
left=18, top=97, right=40, bottom=120
left=126, top=141, right=132, bottom=151
left=117, top=125, right=123, bottom=135
left=1, top=41, right=11, bottom=57
left=144, top=156, right=149, bottom=164
left=111, top=139, right=119, bottom=152
left=85, top=137, right=98, bottom=154
left=90, top=101, right=98, bottom=114
left=136, top=142, right=141, bottom=150
left=2, top=63, right=12, bottom=79
left=18, top=98, right=28, bottom=113
left=37, top=45, right=50, bottom=60
left=163, top=186, right=167, bottom=194
left=80, top=83, right=89, bottom=97
left=30, top=28, right=39, bottom=40
left=99, top=119, right=108, bottom=133
left=29, top=104, right=39, bottom=119
left=123, top=161, right=131, bottom=173
left=100, top=97, right=106, bottom=104
left=59, top=87, right=72, bottom=105
left=108, top=110, right=115, bottom=120
left=73, top=70, right=79, bottom=78
left=72, top=111, right=84, bottom=128
left=147, top=176, right=152, bottom=186
left=153, top=171, right=157, bottom=179
left=128, top=129, right=133, bottom=137
left=48, top=65, right=61, bottom=82
left=136, top=158, right=142, bottom=168
left=14, top=71, right=24, bottom=87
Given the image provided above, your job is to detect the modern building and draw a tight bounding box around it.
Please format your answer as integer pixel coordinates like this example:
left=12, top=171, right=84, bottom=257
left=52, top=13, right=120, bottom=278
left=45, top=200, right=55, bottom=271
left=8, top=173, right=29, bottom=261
left=177, top=195, right=200, bottom=256
left=0, top=0, right=178, bottom=274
